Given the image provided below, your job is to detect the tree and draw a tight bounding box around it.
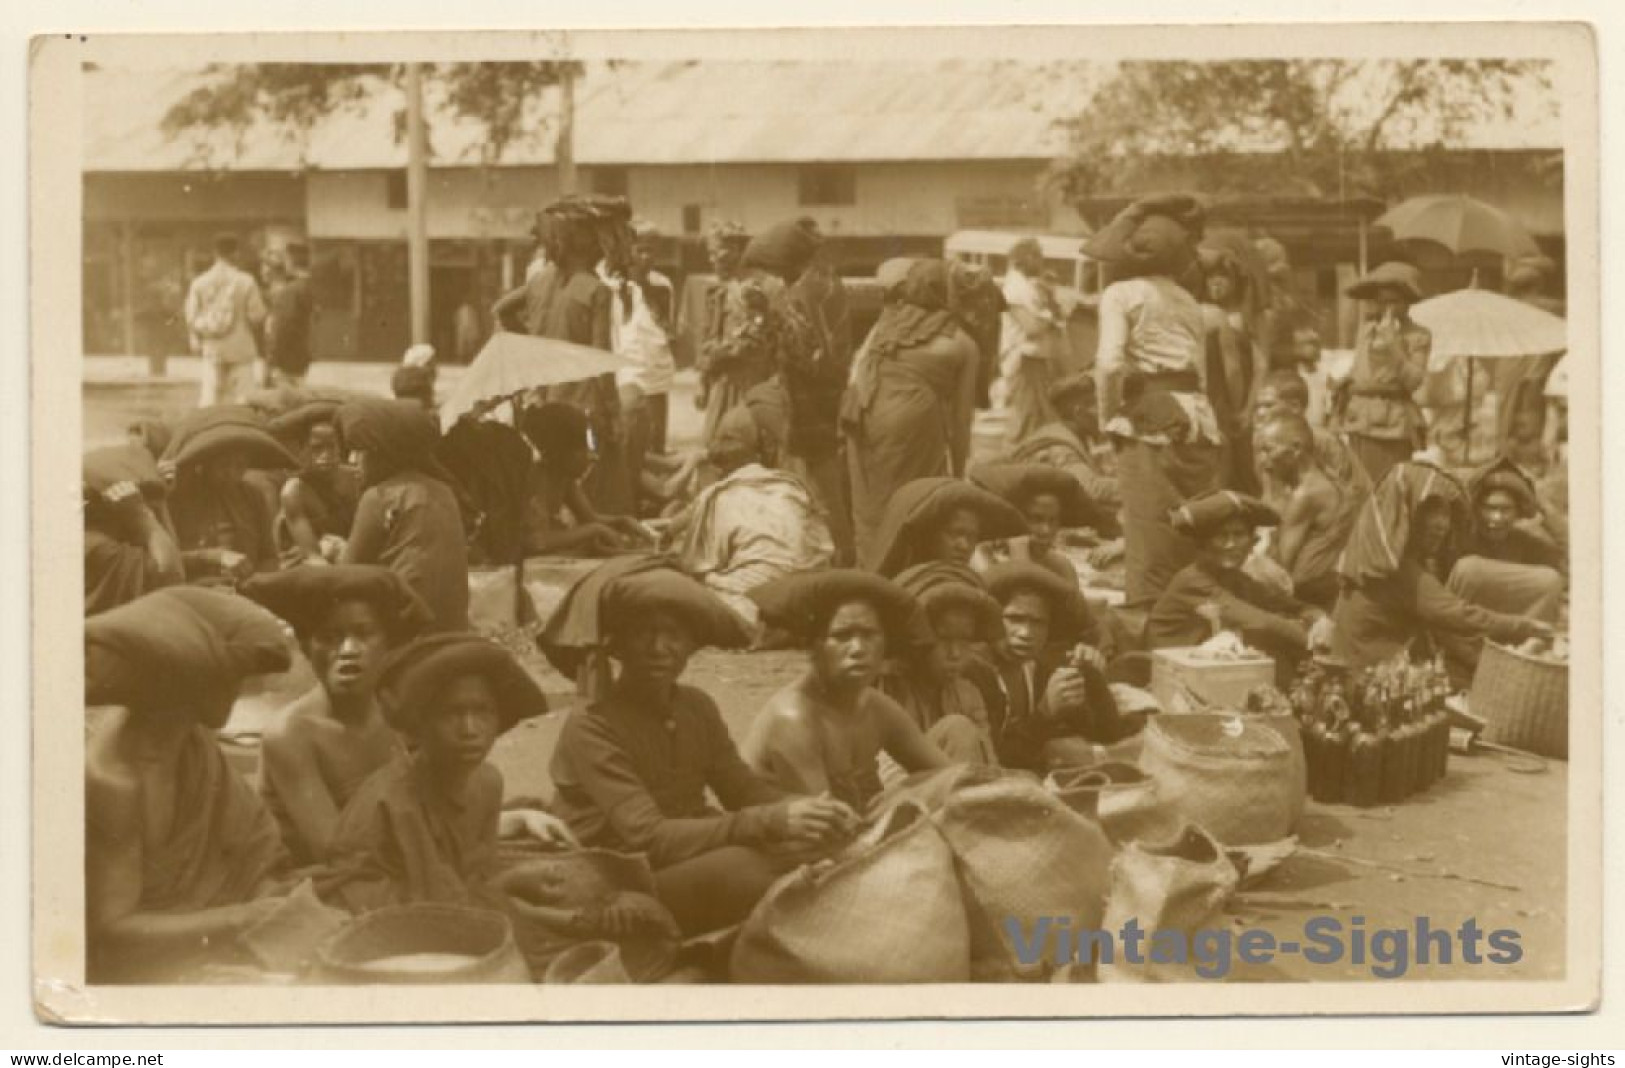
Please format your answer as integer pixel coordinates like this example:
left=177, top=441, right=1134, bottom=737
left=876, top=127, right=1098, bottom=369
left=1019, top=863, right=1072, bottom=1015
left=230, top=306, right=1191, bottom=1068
left=160, top=60, right=584, bottom=165
left=1048, top=59, right=1555, bottom=210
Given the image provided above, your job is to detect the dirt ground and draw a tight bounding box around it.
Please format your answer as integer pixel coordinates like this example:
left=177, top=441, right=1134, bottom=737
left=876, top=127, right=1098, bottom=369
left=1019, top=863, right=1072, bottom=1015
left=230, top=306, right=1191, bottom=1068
left=82, top=361, right=1569, bottom=984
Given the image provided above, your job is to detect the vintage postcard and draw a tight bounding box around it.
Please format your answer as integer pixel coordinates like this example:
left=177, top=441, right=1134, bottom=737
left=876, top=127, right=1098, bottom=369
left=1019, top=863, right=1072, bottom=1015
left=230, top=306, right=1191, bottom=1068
left=29, top=21, right=1601, bottom=1025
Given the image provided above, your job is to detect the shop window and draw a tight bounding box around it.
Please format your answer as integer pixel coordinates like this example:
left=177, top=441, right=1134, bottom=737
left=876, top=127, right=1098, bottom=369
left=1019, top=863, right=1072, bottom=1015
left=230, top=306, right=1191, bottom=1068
left=386, top=171, right=408, bottom=211
left=591, top=167, right=629, bottom=198
left=798, top=165, right=856, bottom=207
left=682, top=204, right=703, bottom=235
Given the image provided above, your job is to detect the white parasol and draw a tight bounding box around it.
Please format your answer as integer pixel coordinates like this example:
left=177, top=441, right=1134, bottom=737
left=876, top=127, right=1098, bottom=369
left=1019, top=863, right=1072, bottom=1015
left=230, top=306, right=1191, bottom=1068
left=439, top=331, right=631, bottom=432
left=1409, top=286, right=1567, bottom=371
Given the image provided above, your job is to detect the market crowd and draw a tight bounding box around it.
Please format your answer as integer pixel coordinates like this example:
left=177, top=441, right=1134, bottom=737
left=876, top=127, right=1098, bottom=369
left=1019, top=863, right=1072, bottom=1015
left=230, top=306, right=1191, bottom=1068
left=81, top=192, right=1569, bottom=983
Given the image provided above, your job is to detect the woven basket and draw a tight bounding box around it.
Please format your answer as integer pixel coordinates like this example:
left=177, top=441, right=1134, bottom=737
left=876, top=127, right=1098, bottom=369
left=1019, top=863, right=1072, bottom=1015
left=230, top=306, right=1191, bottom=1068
left=316, top=904, right=531, bottom=984
left=1472, top=641, right=1568, bottom=759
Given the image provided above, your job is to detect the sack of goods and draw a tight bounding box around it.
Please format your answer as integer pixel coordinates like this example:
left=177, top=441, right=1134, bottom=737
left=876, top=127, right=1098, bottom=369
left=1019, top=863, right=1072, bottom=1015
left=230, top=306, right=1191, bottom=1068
left=934, top=776, right=1115, bottom=981
left=1044, top=762, right=1181, bottom=847
left=1098, top=823, right=1240, bottom=983
left=1138, top=714, right=1306, bottom=845
left=316, top=903, right=532, bottom=985
left=731, top=801, right=972, bottom=983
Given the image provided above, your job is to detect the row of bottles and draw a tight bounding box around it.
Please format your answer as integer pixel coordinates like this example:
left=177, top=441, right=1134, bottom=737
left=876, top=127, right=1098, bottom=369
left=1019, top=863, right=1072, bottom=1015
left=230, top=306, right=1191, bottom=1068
left=1288, top=655, right=1454, bottom=808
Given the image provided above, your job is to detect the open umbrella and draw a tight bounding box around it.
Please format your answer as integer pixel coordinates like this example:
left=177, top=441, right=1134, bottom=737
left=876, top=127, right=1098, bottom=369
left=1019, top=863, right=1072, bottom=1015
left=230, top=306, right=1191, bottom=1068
left=1409, top=286, right=1567, bottom=368
left=1373, top=194, right=1541, bottom=260
left=438, top=330, right=631, bottom=432
left=1410, top=285, right=1566, bottom=461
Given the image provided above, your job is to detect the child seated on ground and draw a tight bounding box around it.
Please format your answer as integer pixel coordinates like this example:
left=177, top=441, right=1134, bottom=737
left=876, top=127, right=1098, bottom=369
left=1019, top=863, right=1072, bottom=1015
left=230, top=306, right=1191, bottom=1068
left=1149, top=490, right=1334, bottom=684
left=240, top=565, right=435, bottom=864
left=84, top=587, right=296, bottom=983
left=546, top=556, right=855, bottom=936
left=970, top=462, right=1113, bottom=588
left=318, top=633, right=562, bottom=912
left=968, top=562, right=1139, bottom=771
left=519, top=401, right=652, bottom=557
left=743, top=570, right=951, bottom=812
left=883, top=562, right=1003, bottom=765
left=271, top=404, right=361, bottom=567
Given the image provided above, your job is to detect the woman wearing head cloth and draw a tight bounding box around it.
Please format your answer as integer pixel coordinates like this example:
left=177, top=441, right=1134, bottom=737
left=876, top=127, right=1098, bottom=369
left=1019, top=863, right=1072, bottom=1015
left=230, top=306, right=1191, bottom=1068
left=1086, top=193, right=1225, bottom=610
left=663, top=406, right=835, bottom=631
left=1329, top=262, right=1432, bottom=484
left=695, top=220, right=771, bottom=445
left=863, top=475, right=1027, bottom=578
left=1332, top=460, right=1550, bottom=685
left=841, top=258, right=981, bottom=564
left=738, top=218, right=857, bottom=565
left=545, top=557, right=854, bottom=936
left=490, top=195, right=635, bottom=516
left=743, top=569, right=950, bottom=813
left=337, top=398, right=470, bottom=632
left=163, top=406, right=297, bottom=586
left=1446, top=457, right=1566, bottom=622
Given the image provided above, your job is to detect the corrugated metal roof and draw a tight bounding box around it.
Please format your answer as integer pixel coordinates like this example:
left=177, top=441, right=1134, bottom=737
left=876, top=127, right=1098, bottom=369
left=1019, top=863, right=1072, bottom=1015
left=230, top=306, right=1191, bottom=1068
left=83, top=59, right=1561, bottom=173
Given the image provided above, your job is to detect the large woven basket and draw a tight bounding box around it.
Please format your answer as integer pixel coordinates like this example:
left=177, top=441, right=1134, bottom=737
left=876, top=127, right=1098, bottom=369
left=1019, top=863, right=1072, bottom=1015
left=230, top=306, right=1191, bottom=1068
left=316, top=904, right=531, bottom=984
left=1471, top=641, right=1568, bottom=759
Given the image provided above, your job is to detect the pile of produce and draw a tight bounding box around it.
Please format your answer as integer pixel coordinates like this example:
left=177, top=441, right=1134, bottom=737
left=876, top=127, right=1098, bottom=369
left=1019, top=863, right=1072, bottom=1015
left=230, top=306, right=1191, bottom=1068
left=1287, top=654, right=1454, bottom=808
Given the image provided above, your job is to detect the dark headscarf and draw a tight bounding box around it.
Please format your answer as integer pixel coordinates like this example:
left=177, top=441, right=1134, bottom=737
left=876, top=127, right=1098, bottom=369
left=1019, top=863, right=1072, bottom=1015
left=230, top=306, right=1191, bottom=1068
left=983, top=561, right=1090, bottom=645
left=1169, top=490, right=1280, bottom=541
left=374, top=632, right=546, bottom=736
left=892, top=561, right=1001, bottom=642
left=1084, top=194, right=1206, bottom=279
left=844, top=260, right=961, bottom=430
left=268, top=401, right=343, bottom=452
left=968, top=462, right=1092, bottom=527
left=538, top=554, right=748, bottom=696
left=336, top=397, right=458, bottom=488
left=749, top=568, right=926, bottom=651
left=1337, top=461, right=1471, bottom=586
left=126, top=418, right=173, bottom=463
left=741, top=218, right=823, bottom=282
left=1468, top=456, right=1541, bottom=519
left=865, top=477, right=1027, bottom=577
left=85, top=587, right=292, bottom=715
left=239, top=564, right=433, bottom=643
left=162, top=406, right=298, bottom=473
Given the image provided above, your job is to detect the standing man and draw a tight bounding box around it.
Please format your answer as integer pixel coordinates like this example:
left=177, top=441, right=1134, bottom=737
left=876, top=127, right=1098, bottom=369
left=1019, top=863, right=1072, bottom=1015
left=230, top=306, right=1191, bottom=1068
left=185, top=233, right=268, bottom=406
left=607, top=220, right=678, bottom=493
left=996, top=237, right=1065, bottom=450
left=265, top=242, right=314, bottom=388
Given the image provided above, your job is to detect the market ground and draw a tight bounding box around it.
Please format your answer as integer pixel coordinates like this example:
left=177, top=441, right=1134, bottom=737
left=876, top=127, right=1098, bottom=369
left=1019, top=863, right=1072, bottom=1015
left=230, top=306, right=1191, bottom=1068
left=83, top=358, right=1568, bottom=984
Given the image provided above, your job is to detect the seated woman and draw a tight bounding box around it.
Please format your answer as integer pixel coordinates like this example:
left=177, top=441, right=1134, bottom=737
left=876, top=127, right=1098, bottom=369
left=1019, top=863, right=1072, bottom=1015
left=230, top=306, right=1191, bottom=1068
left=742, top=569, right=952, bottom=812
left=546, top=557, right=854, bottom=936
left=884, top=562, right=1003, bottom=765
left=163, top=406, right=296, bottom=585
left=1005, top=370, right=1121, bottom=532
left=968, top=562, right=1135, bottom=772
left=240, top=565, right=436, bottom=865
left=518, top=401, right=652, bottom=558
left=663, top=406, right=835, bottom=631
left=84, top=587, right=295, bottom=983
left=83, top=443, right=184, bottom=616
left=1447, top=457, right=1566, bottom=622
left=320, top=633, right=552, bottom=912
left=337, top=398, right=471, bottom=632
left=270, top=403, right=362, bottom=567
left=1333, top=461, right=1550, bottom=685
left=864, top=475, right=1026, bottom=578
left=969, top=461, right=1099, bottom=588
left=1149, top=490, right=1332, bottom=683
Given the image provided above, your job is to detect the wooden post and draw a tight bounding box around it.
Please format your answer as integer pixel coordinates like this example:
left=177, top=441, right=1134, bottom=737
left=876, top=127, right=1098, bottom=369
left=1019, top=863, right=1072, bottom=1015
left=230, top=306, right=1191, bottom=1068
left=406, top=63, right=431, bottom=346
left=557, top=64, right=577, bottom=196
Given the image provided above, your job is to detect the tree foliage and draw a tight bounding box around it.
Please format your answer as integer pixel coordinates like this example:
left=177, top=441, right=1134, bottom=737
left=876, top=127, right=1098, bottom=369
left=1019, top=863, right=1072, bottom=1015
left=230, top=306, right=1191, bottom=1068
left=1049, top=59, right=1555, bottom=205
left=161, top=61, right=584, bottom=165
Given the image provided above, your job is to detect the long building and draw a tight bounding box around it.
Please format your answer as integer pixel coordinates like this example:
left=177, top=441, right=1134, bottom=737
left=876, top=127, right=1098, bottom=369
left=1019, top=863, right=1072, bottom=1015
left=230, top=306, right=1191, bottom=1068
left=82, top=60, right=1564, bottom=362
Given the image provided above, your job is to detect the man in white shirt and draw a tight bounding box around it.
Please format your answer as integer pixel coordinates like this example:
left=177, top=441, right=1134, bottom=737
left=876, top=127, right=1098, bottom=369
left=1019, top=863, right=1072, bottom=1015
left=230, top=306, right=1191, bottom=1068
left=603, top=223, right=678, bottom=512
left=184, top=234, right=268, bottom=406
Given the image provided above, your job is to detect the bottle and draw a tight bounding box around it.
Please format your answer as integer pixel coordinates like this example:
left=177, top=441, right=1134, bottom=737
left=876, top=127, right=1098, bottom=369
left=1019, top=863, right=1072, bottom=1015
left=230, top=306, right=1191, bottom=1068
left=1377, top=686, right=1407, bottom=804
left=1302, top=707, right=1328, bottom=801
left=1320, top=693, right=1352, bottom=804
left=1345, top=699, right=1384, bottom=808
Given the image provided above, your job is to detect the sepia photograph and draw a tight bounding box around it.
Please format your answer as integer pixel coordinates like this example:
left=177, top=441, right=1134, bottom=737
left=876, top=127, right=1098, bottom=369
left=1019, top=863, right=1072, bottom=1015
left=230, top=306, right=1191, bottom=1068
left=27, top=21, right=1602, bottom=1025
